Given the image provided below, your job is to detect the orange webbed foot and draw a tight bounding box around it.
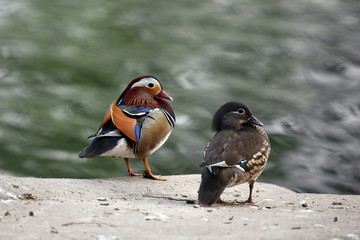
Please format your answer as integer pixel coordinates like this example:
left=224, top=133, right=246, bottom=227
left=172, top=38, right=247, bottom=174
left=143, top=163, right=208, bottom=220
left=124, top=158, right=142, bottom=177
left=128, top=171, right=143, bottom=177
left=143, top=171, right=166, bottom=181
left=142, top=157, right=166, bottom=181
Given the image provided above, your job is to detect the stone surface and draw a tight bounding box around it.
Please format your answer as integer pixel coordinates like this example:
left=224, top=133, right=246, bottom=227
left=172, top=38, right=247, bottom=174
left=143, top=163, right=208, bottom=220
left=0, top=175, right=359, bottom=240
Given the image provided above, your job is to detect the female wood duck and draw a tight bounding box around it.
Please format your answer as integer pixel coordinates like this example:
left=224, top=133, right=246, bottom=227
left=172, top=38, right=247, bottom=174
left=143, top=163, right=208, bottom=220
left=79, top=76, right=175, bottom=181
left=198, top=102, right=270, bottom=205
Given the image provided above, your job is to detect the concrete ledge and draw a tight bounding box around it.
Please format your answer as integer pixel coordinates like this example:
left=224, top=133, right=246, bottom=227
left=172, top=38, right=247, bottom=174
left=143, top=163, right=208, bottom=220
left=0, top=175, right=359, bottom=240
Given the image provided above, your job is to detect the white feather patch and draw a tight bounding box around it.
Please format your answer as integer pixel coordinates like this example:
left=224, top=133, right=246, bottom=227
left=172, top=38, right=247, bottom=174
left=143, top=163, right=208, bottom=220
left=130, top=77, right=159, bottom=89
left=96, top=130, right=123, bottom=138
left=99, top=138, right=136, bottom=158
left=234, top=165, right=246, bottom=172
left=207, top=161, right=246, bottom=172
left=122, top=109, right=148, bottom=117
left=208, top=161, right=230, bottom=167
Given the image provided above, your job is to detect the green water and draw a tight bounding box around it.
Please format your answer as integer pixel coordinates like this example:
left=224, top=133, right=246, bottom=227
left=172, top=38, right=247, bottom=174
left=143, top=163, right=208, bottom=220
left=1, top=0, right=359, bottom=194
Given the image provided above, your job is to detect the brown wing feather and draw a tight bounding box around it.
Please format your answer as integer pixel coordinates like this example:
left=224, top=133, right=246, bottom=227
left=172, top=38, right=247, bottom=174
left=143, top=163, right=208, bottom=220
left=202, top=128, right=266, bottom=167
left=201, top=131, right=244, bottom=166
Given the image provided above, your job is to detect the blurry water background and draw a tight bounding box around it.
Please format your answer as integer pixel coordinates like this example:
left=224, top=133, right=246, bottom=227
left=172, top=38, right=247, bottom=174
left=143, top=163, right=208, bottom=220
left=0, top=0, right=359, bottom=194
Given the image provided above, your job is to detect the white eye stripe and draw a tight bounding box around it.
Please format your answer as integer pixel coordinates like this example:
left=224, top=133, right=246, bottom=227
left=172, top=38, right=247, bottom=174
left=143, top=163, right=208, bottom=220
left=131, top=78, right=159, bottom=89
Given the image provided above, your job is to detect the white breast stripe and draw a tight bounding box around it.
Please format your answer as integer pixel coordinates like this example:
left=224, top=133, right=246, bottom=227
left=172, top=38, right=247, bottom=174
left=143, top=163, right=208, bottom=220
left=161, top=109, right=175, bottom=128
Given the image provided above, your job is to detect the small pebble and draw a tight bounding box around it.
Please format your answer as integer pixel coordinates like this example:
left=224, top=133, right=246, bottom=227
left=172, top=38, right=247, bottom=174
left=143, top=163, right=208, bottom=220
left=29, top=211, right=34, bottom=217
left=97, top=197, right=107, bottom=201
left=145, top=216, right=158, bottom=221
left=334, top=217, right=338, bottom=222
left=193, top=205, right=200, bottom=208
left=332, top=201, right=342, bottom=205
left=100, top=203, right=109, bottom=206
left=300, top=200, right=308, bottom=207
left=207, top=209, right=214, bottom=213
left=22, top=193, right=36, bottom=200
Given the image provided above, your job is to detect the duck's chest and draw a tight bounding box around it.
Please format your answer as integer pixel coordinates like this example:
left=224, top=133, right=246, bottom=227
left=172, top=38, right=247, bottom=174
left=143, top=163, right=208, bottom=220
left=135, top=109, right=174, bottom=160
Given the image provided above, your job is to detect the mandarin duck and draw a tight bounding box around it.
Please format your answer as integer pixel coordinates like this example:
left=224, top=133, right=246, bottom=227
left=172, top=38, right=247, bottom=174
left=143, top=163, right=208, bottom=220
left=79, top=76, right=175, bottom=181
left=198, top=102, right=270, bottom=205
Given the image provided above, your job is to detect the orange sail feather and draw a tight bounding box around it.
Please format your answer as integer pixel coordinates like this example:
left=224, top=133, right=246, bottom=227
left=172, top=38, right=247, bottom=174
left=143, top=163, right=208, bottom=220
left=110, top=102, right=139, bottom=143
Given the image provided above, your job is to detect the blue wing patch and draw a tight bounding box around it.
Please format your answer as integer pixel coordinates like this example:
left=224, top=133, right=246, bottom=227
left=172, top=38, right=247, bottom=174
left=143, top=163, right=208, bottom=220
left=134, top=124, right=141, bottom=143
left=236, top=158, right=250, bottom=172
left=117, top=105, right=155, bottom=142
left=131, top=106, right=154, bottom=114
left=119, top=105, right=155, bottom=118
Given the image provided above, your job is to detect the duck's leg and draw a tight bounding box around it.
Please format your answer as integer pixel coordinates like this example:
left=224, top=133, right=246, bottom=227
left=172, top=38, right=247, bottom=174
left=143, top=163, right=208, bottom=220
left=124, top=158, right=142, bottom=176
left=245, top=180, right=255, bottom=204
left=142, top=157, right=166, bottom=181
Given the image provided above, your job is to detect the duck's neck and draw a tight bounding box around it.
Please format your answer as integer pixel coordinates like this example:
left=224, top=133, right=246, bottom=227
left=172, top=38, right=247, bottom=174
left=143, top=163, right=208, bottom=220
left=122, top=89, right=159, bottom=108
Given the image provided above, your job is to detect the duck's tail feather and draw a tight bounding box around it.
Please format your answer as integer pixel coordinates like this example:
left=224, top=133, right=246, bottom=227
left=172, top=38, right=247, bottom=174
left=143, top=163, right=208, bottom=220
left=198, top=167, right=231, bottom=205
left=78, top=137, right=121, bottom=158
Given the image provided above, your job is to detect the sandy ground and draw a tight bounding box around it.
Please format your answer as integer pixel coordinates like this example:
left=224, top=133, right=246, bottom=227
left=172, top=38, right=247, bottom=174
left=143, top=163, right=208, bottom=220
left=0, top=174, right=359, bottom=240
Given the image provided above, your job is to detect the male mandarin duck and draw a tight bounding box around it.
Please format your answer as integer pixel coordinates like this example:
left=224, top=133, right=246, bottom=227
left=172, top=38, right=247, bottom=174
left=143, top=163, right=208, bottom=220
left=198, top=102, right=270, bottom=205
left=79, top=76, right=175, bottom=181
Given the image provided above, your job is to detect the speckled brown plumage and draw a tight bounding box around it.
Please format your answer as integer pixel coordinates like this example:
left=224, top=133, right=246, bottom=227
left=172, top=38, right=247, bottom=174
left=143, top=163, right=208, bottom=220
left=198, top=102, right=270, bottom=205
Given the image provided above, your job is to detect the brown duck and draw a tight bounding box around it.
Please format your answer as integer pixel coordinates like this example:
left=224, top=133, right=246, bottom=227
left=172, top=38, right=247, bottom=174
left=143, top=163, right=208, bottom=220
left=198, top=102, right=270, bottom=205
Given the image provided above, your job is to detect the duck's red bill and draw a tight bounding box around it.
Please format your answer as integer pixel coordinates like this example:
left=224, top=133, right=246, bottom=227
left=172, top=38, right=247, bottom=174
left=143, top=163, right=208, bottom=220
left=157, top=90, right=173, bottom=101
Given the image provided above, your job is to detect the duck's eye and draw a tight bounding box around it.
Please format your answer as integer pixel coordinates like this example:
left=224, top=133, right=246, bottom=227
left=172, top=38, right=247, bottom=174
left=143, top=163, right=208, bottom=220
left=237, top=108, right=245, bottom=114
left=147, top=82, right=155, bottom=88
